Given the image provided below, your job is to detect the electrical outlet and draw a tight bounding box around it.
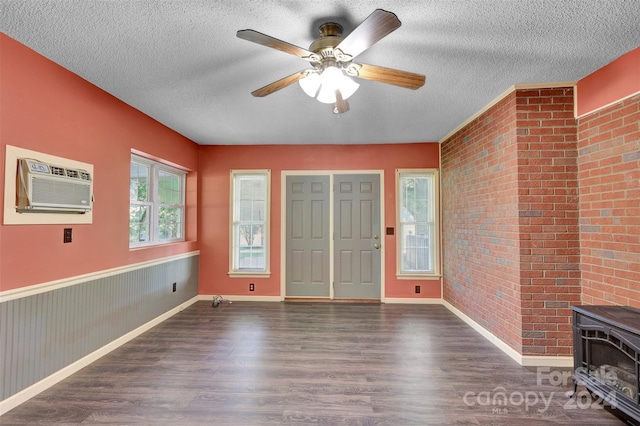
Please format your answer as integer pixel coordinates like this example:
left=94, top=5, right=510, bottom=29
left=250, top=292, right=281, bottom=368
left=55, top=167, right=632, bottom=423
left=63, top=228, right=72, bottom=243
left=415, top=285, right=421, bottom=294
left=249, top=283, right=254, bottom=291
left=172, top=282, right=177, bottom=292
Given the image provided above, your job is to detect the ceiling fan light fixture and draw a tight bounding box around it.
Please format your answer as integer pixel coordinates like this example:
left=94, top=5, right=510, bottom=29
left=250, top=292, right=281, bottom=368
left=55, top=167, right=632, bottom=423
left=338, top=74, right=359, bottom=99
left=299, top=72, right=321, bottom=97
left=316, top=67, right=360, bottom=104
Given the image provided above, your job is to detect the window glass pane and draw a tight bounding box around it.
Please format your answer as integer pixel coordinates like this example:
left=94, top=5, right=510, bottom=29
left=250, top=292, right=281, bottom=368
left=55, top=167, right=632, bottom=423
left=238, top=200, right=252, bottom=221
left=414, top=176, right=431, bottom=222
left=130, top=163, right=149, bottom=202
left=401, top=224, right=431, bottom=272
left=402, top=175, right=431, bottom=221
left=238, top=223, right=264, bottom=248
left=238, top=199, right=265, bottom=221
left=158, top=171, right=181, bottom=205
left=129, top=204, right=150, bottom=243
left=237, top=176, right=266, bottom=219
left=237, top=223, right=265, bottom=270
left=159, top=207, right=182, bottom=240
left=239, top=176, right=265, bottom=197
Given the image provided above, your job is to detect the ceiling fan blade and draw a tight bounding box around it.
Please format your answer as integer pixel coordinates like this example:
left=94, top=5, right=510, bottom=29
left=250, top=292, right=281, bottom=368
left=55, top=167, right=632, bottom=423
left=251, top=70, right=309, bottom=97
left=333, top=90, right=349, bottom=114
left=346, top=63, right=425, bottom=90
left=237, top=29, right=321, bottom=62
left=334, top=9, right=401, bottom=60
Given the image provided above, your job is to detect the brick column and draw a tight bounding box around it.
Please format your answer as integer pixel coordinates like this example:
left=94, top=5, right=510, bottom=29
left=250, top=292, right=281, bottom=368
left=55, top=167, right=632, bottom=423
left=516, top=88, right=580, bottom=356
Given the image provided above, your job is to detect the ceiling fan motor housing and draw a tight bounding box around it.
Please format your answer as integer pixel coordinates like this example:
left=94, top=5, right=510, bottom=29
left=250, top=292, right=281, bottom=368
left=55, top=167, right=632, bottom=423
left=309, top=22, right=345, bottom=65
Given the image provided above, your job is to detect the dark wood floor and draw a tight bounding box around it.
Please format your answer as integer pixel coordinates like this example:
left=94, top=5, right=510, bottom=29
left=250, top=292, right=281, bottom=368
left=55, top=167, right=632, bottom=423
left=1, top=301, right=631, bottom=425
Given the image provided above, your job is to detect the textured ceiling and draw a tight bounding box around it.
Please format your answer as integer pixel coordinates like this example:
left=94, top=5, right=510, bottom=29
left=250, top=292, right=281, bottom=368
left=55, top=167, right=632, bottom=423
left=2, top=1, right=640, bottom=145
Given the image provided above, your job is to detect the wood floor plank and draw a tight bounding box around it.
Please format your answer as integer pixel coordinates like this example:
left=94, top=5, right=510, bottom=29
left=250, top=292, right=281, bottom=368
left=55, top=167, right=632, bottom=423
left=1, top=301, right=631, bottom=425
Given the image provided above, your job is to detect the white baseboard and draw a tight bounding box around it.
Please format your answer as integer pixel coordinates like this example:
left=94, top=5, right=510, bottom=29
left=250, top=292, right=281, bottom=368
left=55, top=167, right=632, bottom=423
left=442, top=300, right=573, bottom=367
left=0, top=295, right=200, bottom=416
left=520, top=355, right=573, bottom=367
left=384, top=297, right=444, bottom=304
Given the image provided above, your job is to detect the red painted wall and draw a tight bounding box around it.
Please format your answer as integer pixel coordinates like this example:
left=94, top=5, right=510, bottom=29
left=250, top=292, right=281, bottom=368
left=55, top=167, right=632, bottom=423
left=576, top=47, right=640, bottom=117
left=198, top=144, right=441, bottom=299
left=442, top=86, right=580, bottom=356
left=0, top=34, right=199, bottom=291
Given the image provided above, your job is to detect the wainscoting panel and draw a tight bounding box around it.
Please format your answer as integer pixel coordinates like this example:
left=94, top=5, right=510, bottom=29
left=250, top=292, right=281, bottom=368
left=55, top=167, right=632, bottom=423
left=0, top=254, right=199, bottom=401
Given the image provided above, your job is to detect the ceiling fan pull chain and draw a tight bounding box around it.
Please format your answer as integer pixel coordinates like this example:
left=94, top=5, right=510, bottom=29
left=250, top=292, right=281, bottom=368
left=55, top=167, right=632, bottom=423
left=333, top=90, right=349, bottom=114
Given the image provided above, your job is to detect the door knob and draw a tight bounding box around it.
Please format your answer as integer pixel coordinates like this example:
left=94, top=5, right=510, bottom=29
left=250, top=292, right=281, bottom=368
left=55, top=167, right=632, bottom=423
left=374, top=243, right=380, bottom=249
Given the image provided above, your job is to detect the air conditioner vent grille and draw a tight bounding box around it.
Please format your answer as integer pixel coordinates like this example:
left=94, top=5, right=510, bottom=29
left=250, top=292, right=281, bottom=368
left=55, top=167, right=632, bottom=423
left=51, top=166, right=65, bottom=176
left=32, top=177, right=91, bottom=206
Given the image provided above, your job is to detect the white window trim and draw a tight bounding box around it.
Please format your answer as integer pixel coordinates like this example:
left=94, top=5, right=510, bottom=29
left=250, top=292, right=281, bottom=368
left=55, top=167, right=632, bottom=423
left=129, top=154, right=186, bottom=248
left=228, top=169, right=271, bottom=278
left=395, top=168, right=441, bottom=278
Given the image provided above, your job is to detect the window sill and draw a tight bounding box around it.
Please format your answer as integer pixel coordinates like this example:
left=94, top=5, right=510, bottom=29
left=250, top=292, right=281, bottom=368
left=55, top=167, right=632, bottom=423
left=396, top=274, right=441, bottom=280
left=129, top=239, right=187, bottom=251
left=228, top=271, right=271, bottom=279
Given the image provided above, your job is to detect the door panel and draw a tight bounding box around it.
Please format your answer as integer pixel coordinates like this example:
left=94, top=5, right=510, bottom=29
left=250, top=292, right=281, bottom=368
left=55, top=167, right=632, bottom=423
left=334, top=174, right=381, bottom=299
left=286, top=176, right=331, bottom=297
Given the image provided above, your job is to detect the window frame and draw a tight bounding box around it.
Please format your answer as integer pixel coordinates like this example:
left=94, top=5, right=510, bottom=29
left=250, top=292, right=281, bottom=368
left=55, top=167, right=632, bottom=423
left=129, top=154, right=186, bottom=248
left=229, top=169, right=271, bottom=278
left=396, top=168, right=440, bottom=278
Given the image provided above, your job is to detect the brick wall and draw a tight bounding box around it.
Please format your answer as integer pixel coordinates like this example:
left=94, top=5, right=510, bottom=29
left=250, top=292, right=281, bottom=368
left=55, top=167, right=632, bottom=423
left=577, top=95, right=640, bottom=308
left=442, top=86, right=579, bottom=357
left=442, top=92, right=524, bottom=353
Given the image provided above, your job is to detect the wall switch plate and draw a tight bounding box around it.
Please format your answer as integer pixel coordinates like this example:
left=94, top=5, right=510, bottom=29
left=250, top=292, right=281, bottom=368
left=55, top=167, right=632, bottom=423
left=63, top=228, right=72, bottom=243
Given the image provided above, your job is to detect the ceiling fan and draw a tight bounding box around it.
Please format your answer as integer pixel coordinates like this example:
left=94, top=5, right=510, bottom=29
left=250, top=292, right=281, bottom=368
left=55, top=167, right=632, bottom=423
left=237, top=9, right=426, bottom=114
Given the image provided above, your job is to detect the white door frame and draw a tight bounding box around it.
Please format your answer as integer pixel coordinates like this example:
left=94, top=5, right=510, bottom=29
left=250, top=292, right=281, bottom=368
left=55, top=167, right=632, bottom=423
left=280, top=170, right=385, bottom=301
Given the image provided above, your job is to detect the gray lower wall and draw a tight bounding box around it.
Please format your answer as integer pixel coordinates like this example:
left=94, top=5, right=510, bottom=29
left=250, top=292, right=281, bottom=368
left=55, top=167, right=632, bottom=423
left=0, top=254, right=199, bottom=401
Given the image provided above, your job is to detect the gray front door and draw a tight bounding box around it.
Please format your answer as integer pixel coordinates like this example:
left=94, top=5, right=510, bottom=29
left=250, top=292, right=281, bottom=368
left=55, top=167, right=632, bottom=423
left=285, top=175, right=331, bottom=297
left=333, top=174, right=381, bottom=299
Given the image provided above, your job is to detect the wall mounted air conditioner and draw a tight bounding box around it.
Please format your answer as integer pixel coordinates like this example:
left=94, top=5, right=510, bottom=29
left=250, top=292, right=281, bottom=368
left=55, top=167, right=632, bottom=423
left=16, top=158, right=93, bottom=213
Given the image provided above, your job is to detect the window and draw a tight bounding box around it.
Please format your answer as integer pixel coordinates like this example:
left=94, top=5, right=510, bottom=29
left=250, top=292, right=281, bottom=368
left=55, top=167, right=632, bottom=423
left=230, top=170, right=270, bottom=276
left=129, top=155, right=185, bottom=247
left=397, top=169, right=439, bottom=276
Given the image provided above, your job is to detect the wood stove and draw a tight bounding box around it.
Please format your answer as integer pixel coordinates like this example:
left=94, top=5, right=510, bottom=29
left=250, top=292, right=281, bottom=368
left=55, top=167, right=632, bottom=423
left=572, top=305, right=640, bottom=423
